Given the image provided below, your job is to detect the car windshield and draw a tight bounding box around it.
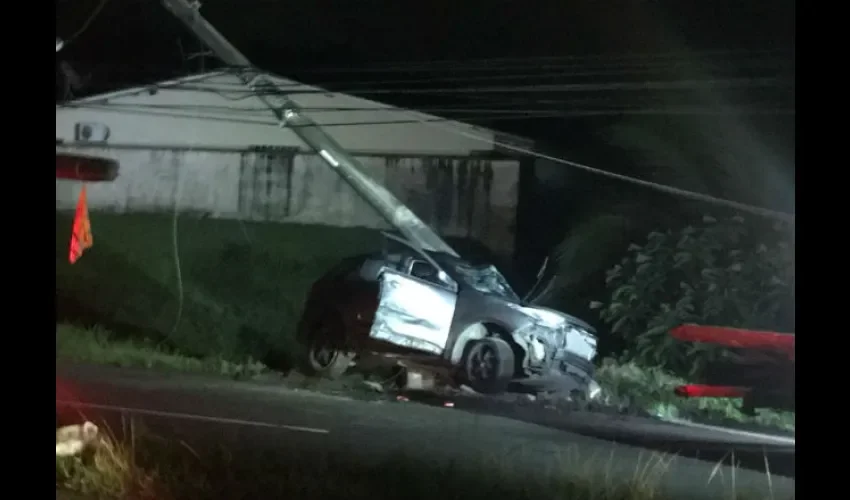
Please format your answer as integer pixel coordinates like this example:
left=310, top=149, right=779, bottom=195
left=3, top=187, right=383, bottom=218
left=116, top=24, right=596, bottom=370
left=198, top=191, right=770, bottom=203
left=444, top=262, right=520, bottom=302
left=381, top=234, right=521, bottom=302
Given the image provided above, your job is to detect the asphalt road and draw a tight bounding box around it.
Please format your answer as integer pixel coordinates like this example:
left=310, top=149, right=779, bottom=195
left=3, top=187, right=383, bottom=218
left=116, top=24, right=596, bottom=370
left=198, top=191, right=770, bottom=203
left=56, top=363, right=795, bottom=499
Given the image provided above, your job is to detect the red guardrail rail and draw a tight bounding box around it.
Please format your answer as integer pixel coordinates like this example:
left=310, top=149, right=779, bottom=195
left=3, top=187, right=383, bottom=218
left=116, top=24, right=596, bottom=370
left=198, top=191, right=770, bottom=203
left=669, top=324, right=794, bottom=402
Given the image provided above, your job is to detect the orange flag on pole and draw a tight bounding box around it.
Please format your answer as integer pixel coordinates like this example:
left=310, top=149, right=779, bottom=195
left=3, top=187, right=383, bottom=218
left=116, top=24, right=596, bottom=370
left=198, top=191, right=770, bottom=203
left=68, top=185, right=93, bottom=264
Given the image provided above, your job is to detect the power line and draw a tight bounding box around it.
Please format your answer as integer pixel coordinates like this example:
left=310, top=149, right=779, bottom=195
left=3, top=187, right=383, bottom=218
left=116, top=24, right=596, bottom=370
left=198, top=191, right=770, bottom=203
left=64, top=101, right=794, bottom=118
left=76, top=49, right=792, bottom=72
left=281, top=78, right=792, bottom=95
left=292, top=49, right=793, bottom=74
left=62, top=0, right=111, bottom=48
left=403, top=111, right=795, bottom=222
left=311, top=66, right=791, bottom=89
left=58, top=102, right=551, bottom=127
left=110, top=77, right=791, bottom=100
left=68, top=54, right=793, bottom=92
left=73, top=62, right=793, bottom=94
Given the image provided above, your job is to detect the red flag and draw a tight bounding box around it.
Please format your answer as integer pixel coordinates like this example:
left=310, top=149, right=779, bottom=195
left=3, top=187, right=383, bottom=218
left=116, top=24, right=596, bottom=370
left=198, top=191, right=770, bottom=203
left=68, top=185, right=93, bottom=264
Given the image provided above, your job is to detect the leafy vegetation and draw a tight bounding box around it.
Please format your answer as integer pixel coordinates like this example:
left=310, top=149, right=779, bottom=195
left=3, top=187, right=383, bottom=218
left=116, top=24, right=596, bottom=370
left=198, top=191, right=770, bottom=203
left=591, top=215, right=793, bottom=379
left=595, top=358, right=794, bottom=431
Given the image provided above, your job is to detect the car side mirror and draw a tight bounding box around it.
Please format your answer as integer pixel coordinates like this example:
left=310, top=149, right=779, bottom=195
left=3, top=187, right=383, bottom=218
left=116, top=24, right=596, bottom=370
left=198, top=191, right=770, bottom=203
left=376, top=265, right=392, bottom=279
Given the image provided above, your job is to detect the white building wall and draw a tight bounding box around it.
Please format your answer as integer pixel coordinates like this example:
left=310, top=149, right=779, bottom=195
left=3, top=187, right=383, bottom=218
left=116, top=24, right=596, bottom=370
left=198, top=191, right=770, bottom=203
left=56, top=146, right=520, bottom=255
left=56, top=149, right=243, bottom=216
left=55, top=72, right=512, bottom=156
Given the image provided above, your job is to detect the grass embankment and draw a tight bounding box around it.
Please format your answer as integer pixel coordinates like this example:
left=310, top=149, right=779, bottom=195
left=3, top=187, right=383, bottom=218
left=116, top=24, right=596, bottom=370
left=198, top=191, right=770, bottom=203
left=56, top=421, right=684, bottom=500
left=56, top=212, right=383, bottom=369
left=55, top=212, right=794, bottom=431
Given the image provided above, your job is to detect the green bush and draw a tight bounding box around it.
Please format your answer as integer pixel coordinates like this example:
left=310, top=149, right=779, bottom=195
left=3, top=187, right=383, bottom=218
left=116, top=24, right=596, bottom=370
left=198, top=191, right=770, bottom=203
left=591, top=215, right=794, bottom=379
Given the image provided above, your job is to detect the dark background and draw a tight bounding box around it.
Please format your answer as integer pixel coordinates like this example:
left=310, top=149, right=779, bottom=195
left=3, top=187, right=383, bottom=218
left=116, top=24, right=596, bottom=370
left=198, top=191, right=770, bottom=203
left=55, top=0, right=796, bottom=290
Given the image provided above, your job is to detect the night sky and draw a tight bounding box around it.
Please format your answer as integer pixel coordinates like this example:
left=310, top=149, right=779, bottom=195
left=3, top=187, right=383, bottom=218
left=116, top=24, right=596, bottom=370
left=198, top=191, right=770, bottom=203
left=56, top=0, right=795, bottom=133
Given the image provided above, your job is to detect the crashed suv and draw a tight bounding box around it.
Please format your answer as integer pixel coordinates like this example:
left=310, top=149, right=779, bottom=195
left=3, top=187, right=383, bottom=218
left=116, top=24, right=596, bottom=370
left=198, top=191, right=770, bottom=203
left=296, top=233, right=599, bottom=397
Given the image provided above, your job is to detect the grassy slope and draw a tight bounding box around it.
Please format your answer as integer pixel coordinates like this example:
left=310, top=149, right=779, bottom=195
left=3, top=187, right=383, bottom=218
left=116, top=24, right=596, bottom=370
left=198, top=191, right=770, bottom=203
left=56, top=212, right=382, bottom=368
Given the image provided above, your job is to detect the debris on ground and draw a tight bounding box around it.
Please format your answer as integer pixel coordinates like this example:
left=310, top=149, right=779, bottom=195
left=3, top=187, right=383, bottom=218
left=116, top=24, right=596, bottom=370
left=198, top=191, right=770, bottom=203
left=348, top=358, right=658, bottom=420
left=56, top=421, right=100, bottom=457
left=458, top=385, right=479, bottom=395
left=362, top=380, right=385, bottom=392
left=399, top=369, right=437, bottom=391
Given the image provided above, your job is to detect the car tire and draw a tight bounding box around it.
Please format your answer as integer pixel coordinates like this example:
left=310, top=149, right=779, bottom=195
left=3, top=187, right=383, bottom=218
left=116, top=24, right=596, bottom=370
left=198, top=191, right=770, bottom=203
left=460, top=337, right=515, bottom=394
left=303, top=316, right=355, bottom=379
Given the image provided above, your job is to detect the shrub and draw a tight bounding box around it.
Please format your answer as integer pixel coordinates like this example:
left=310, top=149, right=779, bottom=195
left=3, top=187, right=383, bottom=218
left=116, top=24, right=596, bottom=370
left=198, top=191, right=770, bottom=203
left=592, top=215, right=794, bottom=379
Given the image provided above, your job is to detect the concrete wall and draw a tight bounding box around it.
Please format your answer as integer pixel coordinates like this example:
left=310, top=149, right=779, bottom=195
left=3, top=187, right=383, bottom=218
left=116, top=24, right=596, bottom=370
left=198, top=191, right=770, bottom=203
left=55, top=146, right=519, bottom=255
left=55, top=71, right=530, bottom=156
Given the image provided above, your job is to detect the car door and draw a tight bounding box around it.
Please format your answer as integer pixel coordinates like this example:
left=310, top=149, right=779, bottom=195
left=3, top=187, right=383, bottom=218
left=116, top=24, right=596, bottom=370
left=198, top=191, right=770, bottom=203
left=368, top=260, right=458, bottom=356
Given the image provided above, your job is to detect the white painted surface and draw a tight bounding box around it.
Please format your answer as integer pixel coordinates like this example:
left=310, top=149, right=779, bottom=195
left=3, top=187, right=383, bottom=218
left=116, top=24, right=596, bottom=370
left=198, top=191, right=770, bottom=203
left=56, top=149, right=242, bottom=218
left=55, top=71, right=509, bottom=156
left=56, top=146, right=520, bottom=254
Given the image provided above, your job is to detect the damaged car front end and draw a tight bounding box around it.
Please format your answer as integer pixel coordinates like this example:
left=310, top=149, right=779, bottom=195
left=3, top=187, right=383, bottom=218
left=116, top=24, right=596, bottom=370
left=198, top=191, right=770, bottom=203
left=503, top=303, right=599, bottom=395
left=366, top=233, right=599, bottom=397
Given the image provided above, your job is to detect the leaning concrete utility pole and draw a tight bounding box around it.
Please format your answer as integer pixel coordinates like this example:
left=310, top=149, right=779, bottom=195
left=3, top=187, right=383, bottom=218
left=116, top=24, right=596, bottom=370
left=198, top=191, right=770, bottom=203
left=161, top=0, right=458, bottom=257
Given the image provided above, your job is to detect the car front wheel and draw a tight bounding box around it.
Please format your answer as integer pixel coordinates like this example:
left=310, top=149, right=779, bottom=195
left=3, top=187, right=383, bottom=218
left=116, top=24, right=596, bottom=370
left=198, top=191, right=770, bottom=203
left=460, top=337, right=515, bottom=394
left=303, top=317, right=355, bottom=379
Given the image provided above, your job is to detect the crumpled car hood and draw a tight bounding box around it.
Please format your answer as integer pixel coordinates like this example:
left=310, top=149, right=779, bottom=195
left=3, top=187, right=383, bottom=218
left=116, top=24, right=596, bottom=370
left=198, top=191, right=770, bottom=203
left=506, top=303, right=598, bottom=362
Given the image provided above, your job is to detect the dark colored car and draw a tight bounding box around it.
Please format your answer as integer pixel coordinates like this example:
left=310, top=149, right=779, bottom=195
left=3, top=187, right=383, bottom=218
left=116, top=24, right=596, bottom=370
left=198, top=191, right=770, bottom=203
left=296, top=233, right=599, bottom=396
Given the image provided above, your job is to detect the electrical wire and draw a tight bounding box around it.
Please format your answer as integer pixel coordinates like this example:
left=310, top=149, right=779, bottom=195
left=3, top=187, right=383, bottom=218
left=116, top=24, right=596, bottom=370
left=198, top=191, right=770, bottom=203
left=75, top=49, right=793, bottom=74
left=75, top=58, right=793, bottom=91
left=309, top=66, right=792, bottom=89
left=402, top=110, right=795, bottom=222
left=62, top=0, right=111, bottom=48
left=170, top=174, right=184, bottom=338
left=71, top=70, right=783, bottom=99
left=62, top=76, right=790, bottom=115
left=68, top=98, right=793, bottom=121
left=60, top=102, right=794, bottom=132
left=65, top=101, right=795, bottom=121
left=128, top=77, right=791, bottom=98
left=289, top=48, right=794, bottom=73
left=60, top=102, right=554, bottom=126
left=59, top=69, right=794, bottom=118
